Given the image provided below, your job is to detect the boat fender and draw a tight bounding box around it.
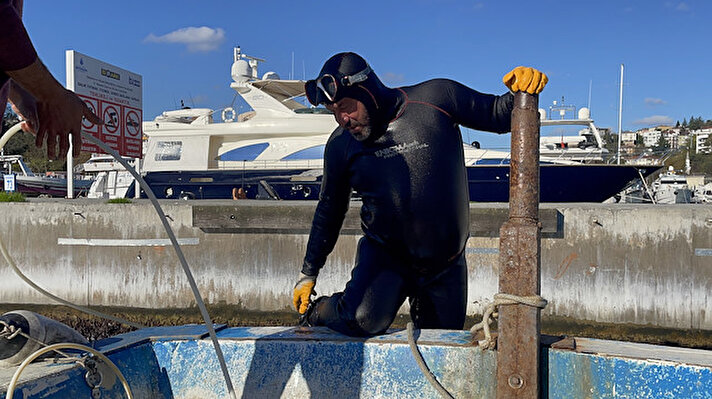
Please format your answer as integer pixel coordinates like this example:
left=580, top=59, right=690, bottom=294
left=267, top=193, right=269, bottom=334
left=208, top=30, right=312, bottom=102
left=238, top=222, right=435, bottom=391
left=0, top=310, right=89, bottom=366
left=222, top=107, right=236, bottom=123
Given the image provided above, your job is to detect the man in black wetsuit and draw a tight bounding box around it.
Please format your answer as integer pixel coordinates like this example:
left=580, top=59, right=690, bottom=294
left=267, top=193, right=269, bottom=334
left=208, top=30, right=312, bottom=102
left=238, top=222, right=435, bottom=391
left=293, top=52, right=547, bottom=336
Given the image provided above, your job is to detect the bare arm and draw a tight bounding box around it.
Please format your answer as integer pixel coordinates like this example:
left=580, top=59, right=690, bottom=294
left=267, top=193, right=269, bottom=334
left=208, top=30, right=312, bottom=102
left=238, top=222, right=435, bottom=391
left=7, top=58, right=102, bottom=158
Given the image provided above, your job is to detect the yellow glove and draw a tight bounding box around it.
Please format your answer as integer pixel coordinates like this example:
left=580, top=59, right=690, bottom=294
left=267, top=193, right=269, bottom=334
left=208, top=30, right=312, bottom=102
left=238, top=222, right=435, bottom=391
left=503, top=66, right=548, bottom=94
left=293, top=273, right=317, bottom=314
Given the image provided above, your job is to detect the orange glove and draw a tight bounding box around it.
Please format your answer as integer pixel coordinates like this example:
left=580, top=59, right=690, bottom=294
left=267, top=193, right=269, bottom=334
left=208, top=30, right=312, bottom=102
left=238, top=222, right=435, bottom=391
left=503, top=66, right=548, bottom=95
left=293, top=273, right=317, bottom=314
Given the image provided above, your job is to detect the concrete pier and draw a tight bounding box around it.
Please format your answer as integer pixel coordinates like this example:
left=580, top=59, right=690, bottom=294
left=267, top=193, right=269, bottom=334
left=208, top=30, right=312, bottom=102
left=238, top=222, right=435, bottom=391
left=0, top=199, right=710, bottom=331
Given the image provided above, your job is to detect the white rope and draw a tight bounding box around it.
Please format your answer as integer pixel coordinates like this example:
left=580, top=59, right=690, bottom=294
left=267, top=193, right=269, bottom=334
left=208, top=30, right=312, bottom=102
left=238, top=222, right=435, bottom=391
left=470, top=293, right=548, bottom=350
left=1, top=319, right=74, bottom=359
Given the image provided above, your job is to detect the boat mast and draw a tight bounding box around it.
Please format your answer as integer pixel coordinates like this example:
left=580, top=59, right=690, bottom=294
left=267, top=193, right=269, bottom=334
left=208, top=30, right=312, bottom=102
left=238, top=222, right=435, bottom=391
left=617, top=64, right=624, bottom=165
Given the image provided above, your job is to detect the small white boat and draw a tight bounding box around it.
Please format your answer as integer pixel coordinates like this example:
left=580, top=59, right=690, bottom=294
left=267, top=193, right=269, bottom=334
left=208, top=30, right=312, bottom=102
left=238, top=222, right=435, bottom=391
left=0, top=155, right=93, bottom=198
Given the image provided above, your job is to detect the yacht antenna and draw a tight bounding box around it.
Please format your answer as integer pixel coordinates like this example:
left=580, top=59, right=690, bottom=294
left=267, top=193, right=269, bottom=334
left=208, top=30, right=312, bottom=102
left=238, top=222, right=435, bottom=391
left=617, top=64, right=624, bottom=165
left=291, top=51, right=294, bottom=80
left=587, top=79, right=592, bottom=115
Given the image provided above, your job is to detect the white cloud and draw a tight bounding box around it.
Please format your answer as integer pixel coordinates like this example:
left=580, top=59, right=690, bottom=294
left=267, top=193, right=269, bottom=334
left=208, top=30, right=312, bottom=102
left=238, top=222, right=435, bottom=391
left=644, top=97, right=667, bottom=106
left=144, top=26, right=225, bottom=52
left=633, top=115, right=673, bottom=126
left=665, top=2, right=690, bottom=11
left=382, top=72, right=405, bottom=85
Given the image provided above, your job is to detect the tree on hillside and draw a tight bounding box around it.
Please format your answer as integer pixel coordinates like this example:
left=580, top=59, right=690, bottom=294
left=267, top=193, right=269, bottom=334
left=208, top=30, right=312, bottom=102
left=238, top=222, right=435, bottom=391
left=690, top=153, right=712, bottom=175
left=689, top=116, right=704, bottom=130
left=634, top=134, right=645, bottom=148
left=603, top=131, right=619, bottom=154
left=652, top=134, right=669, bottom=153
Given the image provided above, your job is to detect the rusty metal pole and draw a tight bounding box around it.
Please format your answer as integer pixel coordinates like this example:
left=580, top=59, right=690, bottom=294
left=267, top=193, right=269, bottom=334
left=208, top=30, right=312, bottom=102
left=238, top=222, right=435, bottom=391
left=496, top=91, right=541, bottom=399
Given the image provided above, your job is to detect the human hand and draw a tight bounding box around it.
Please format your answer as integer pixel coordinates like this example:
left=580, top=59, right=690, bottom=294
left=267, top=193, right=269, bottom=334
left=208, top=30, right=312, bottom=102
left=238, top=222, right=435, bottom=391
left=34, top=86, right=103, bottom=158
left=7, top=59, right=103, bottom=158
left=8, top=81, right=38, bottom=134
left=293, top=273, right=317, bottom=314
left=503, top=66, right=548, bottom=95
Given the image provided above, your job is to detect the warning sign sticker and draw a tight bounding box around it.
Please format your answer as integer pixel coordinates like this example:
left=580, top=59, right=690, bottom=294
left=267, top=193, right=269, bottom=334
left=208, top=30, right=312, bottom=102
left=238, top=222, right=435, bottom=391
left=124, top=109, right=141, bottom=138
left=102, top=104, right=121, bottom=135
left=80, top=97, right=99, bottom=133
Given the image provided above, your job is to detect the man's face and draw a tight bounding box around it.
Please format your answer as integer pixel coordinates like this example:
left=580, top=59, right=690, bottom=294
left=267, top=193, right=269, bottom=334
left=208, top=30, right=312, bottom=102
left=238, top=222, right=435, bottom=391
left=326, top=97, right=372, bottom=141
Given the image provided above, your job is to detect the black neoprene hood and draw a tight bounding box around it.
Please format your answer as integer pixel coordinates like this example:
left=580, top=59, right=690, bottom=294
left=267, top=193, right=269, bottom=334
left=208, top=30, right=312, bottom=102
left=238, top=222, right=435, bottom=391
left=306, top=52, right=379, bottom=106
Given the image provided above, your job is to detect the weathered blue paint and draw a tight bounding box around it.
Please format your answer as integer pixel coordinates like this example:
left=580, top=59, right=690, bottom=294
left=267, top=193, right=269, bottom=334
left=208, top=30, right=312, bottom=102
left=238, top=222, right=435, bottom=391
left=545, top=349, right=712, bottom=398
left=2, top=326, right=711, bottom=398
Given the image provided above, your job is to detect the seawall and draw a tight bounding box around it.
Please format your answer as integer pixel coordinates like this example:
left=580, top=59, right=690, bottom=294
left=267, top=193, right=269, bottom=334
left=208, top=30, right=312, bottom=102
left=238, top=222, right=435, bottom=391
left=0, top=199, right=710, bottom=331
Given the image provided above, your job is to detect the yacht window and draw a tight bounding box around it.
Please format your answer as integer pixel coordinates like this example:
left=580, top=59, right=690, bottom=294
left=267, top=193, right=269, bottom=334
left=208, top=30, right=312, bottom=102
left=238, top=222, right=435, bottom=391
left=281, top=145, right=326, bottom=160
left=474, top=159, right=510, bottom=165
left=219, top=143, right=269, bottom=161
left=155, top=141, right=182, bottom=161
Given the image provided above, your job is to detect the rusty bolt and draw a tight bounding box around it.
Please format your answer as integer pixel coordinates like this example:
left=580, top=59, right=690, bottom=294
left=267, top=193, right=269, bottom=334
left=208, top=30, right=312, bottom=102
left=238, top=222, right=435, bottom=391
left=508, top=374, right=524, bottom=389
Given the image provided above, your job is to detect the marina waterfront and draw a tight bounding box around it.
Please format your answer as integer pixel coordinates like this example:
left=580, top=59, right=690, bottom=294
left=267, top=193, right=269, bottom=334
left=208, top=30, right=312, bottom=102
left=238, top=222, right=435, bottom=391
left=1, top=199, right=710, bottom=334
left=1, top=198, right=712, bottom=398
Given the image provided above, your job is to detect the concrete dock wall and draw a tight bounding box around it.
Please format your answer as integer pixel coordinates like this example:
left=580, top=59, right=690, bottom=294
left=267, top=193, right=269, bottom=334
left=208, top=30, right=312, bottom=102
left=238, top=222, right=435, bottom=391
left=0, top=200, right=710, bottom=330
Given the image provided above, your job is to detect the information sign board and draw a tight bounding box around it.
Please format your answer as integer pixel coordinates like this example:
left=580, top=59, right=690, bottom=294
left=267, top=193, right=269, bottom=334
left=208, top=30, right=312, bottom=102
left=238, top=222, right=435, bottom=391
left=3, top=174, right=16, bottom=192
left=66, top=51, right=143, bottom=157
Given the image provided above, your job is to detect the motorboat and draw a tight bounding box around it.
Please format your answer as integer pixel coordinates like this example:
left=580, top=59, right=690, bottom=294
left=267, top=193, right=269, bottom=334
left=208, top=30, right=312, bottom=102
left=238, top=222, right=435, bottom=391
left=538, top=98, right=609, bottom=162
left=693, top=182, right=712, bottom=203
left=109, top=46, right=658, bottom=202
left=76, top=154, right=138, bottom=199
left=0, top=154, right=93, bottom=198
left=650, top=167, right=694, bottom=204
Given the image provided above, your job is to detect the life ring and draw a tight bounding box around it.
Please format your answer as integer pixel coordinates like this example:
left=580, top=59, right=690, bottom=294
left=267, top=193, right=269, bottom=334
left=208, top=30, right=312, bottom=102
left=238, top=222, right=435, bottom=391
left=221, top=107, right=236, bottom=122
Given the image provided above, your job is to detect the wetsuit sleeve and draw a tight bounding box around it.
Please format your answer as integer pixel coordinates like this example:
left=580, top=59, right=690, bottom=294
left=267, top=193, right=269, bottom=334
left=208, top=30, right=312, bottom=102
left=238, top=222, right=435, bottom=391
left=301, top=131, right=352, bottom=276
left=438, top=79, right=514, bottom=133
left=0, top=0, right=37, bottom=106
left=0, top=0, right=38, bottom=72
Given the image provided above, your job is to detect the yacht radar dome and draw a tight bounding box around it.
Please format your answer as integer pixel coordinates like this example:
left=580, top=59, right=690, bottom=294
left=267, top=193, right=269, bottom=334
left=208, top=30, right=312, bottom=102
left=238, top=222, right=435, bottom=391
left=262, top=71, right=280, bottom=80
left=578, top=107, right=590, bottom=119
left=231, top=59, right=252, bottom=83
left=231, top=46, right=266, bottom=82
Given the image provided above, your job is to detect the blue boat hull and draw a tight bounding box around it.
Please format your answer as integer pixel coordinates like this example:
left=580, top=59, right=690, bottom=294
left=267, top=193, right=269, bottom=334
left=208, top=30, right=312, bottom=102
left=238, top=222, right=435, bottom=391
left=2, top=325, right=710, bottom=398
left=132, top=164, right=660, bottom=202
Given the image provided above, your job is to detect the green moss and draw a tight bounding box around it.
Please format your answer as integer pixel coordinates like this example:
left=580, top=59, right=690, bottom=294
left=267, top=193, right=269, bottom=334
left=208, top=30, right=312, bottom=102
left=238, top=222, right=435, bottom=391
left=107, top=198, right=132, bottom=204
left=0, top=191, right=26, bottom=202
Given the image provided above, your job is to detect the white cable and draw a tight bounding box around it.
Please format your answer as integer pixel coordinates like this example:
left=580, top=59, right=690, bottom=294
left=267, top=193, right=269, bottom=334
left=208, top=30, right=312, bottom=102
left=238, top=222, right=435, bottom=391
left=0, top=122, right=23, bottom=151
left=407, top=322, right=455, bottom=399
left=0, top=124, right=236, bottom=398
left=0, top=123, right=144, bottom=329
left=0, top=238, right=144, bottom=329
left=5, top=342, right=133, bottom=399
left=81, top=132, right=237, bottom=399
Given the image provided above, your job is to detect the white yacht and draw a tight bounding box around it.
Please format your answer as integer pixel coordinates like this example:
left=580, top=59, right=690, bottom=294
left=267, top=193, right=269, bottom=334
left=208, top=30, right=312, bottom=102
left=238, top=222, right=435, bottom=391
left=93, top=46, right=658, bottom=202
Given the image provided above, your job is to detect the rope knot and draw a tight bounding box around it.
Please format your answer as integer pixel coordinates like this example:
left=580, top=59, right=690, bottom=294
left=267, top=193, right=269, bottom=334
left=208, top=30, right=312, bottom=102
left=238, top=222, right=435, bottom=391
left=470, top=293, right=548, bottom=350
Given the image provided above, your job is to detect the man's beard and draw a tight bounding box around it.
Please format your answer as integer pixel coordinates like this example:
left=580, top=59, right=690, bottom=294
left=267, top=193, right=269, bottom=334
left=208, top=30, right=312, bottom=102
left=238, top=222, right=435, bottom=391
left=347, top=110, right=372, bottom=141
left=349, top=124, right=372, bottom=141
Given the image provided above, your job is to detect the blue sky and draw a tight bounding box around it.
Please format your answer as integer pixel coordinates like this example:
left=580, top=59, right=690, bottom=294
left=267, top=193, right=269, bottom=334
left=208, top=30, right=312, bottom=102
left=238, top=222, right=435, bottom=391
left=21, top=0, right=711, bottom=149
